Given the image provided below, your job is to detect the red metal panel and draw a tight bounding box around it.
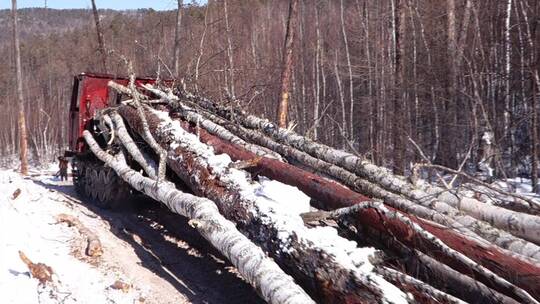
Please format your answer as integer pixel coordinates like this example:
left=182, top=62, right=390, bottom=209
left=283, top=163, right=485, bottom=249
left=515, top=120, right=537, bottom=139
left=67, top=72, right=165, bottom=153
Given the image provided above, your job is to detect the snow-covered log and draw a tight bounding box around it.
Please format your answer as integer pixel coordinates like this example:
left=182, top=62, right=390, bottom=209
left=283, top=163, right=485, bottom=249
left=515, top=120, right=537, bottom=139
left=118, top=106, right=409, bottom=303
left=180, top=93, right=540, bottom=254
left=142, top=84, right=283, bottom=161
left=82, top=130, right=315, bottom=304
left=172, top=104, right=540, bottom=262
left=169, top=114, right=540, bottom=302
left=109, top=113, right=157, bottom=179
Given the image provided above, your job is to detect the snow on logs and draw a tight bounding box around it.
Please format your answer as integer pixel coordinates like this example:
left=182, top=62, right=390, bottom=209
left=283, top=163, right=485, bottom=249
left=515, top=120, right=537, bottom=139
left=82, top=130, right=315, bottom=304
left=178, top=104, right=540, bottom=262
left=117, top=106, right=410, bottom=304
left=180, top=92, right=540, bottom=247
left=172, top=114, right=540, bottom=303
left=107, top=84, right=540, bottom=302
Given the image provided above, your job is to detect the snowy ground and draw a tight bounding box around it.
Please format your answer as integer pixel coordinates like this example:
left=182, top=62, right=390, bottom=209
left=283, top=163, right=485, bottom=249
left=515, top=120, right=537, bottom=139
left=0, top=166, right=262, bottom=304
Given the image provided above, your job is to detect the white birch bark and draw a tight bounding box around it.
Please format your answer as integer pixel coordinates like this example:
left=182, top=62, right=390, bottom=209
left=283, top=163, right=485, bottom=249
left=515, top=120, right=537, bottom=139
left=175, top=91, right=540, bottom=257
left=142, top=85, right=282, bottom=160
left=110, top=112, right=158, bottom=179
left=211, top=104, right=540, bottom=245
left=340, top=0, right=355, bottom=140
left=119, top=106, right=409, bottom=303
left=82, top=130, right=314, bottom=304
left=176, top=98, right=540, bottom=260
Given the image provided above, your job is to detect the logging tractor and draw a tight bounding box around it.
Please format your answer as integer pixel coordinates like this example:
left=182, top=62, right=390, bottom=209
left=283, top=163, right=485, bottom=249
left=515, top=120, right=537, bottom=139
left=65, top=72, right=161, bottom=209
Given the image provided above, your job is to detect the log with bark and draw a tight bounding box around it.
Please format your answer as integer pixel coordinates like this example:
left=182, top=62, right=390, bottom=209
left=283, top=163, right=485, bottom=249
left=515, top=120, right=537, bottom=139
left=167, top=100, right=540, bottom=262
left=82, top=129, right=315, bottom=304
left=102, top=83, right=540, bottom=302
left=117, top=105, right=410, bottom=304
left=164, top=109, right=540, bottom=302
left=177, top=91, right=540, bottom=247
left=117, top=104, right=540, bottom=303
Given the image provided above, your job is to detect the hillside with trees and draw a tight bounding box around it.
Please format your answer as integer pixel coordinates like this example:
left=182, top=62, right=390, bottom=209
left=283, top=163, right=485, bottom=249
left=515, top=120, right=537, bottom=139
left=1, top=1, right=539, bottom=186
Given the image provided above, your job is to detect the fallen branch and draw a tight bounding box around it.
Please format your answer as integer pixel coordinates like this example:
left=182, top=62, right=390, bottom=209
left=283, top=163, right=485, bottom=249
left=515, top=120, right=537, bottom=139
left=19, top=251, right=54, bottom=285
left=55, top=213, right=103, bottom=257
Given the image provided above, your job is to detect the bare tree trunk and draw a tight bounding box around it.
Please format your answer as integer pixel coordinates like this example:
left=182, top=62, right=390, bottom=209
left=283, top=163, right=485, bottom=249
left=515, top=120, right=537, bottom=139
left=533, top=80, right=540, bottom=193
left=340, top=0, right=355, bottom=141
left=11, top=0, right=28, bottom=175
left=441, top=0, right=458, bottom=168
left=393, top=0, right=406, bottom=174
left=90, top=0, right=107, bottom=73
left=312, top=5, right=321, bottom=140
left=334, top=50, right=347, bottom=148
left=520, top=0, right=540, bottom=193
left=277, top=0, right=298, bottom=128
left=504, top=0, right=513, bottom=152
left=173, top=0, right=183, bottom=78
left=223, top=0, right=235, bottom=98
left=194, top=2, right=209, bottom=92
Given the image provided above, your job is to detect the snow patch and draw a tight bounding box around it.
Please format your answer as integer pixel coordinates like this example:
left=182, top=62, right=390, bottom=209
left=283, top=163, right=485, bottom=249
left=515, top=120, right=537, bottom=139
left=0, top=169, right=142, bottom=304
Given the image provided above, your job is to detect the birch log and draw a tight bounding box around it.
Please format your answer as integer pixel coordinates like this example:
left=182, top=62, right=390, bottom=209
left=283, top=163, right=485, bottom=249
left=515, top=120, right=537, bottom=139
left=109, top=113, right=157, bottom=179
left=181, top=93, right=540, bottom=249
left=142, top=84, right=283, bottom=160
left=374, top=266, right=467, bottom=304
left=119, top=105, right=540, bottom=303
left=118, top=106, right=407, bottom=303
left=171, top=103, right=540, bottom=262
left=82, top=130, right=314, bottom=304
left=169, top=112, right=540, bottom=302
left=426, top=185, right=540, bottom=245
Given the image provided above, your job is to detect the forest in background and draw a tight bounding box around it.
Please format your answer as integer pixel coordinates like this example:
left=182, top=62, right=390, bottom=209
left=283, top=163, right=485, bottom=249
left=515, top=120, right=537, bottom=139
left=1, top=0, right=539, bottom=185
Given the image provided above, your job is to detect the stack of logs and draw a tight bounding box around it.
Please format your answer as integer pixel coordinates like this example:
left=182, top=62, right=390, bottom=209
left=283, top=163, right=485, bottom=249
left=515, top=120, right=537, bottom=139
left=83, top=79, right=540, bottom=304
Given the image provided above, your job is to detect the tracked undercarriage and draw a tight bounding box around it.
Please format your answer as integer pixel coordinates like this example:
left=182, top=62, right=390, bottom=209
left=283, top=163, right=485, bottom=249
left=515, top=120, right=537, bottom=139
left=72, top=155, right=131, bottom=209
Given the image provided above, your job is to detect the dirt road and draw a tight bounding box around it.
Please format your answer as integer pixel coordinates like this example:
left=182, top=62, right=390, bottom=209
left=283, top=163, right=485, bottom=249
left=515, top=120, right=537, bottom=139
left=1, top=167, right=263, bottom=304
